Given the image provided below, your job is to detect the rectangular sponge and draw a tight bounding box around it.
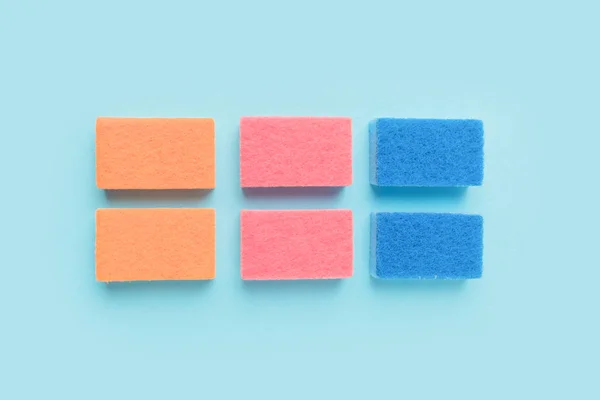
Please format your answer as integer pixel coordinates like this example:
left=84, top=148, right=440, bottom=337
left=96, top=117, right=215, bottom=189
left=370, top=118, right=484, bottom=186
left=240, top=117, right=352, bottom=187
left=96, top=208, right=216, bottom=282
left=241, top=210, right=353, bottom=280
left=371, top=212, right=483, bottom=279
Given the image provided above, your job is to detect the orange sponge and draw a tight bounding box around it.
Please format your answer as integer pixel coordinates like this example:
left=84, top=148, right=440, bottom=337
left=96, top=117, right=215, bottom=189
left=95, top=208, right=216, bottom=282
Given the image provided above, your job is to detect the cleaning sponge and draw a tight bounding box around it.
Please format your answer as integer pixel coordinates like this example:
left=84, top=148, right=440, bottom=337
left=371, top=212, right=483, bottom=279
left=240, top=117, right=352, bottom=187
left=241, top=209, right=353, bottom=280
left=96, top=117, right=215, bottom=189
left=95, top=208, right=216, bottom=282
left=370, top=118, right=484, bottom=186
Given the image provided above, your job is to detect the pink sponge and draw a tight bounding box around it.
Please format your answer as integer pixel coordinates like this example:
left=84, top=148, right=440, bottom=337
left=240, top=117, right=352, bottom=187
left=241, top=210, right=353, bottom=280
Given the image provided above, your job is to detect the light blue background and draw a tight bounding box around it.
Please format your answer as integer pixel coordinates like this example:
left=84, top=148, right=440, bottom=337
left=1, top=0, right=598, bottom=398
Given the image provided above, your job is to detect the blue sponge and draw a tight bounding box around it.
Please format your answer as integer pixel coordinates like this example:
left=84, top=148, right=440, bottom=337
left=370, top=118, right=484, bottom=186
left=371, top=212, right=483, bottom=279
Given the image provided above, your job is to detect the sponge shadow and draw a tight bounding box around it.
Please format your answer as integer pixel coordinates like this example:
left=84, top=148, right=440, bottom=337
left=242, top=279, right=343, bottom=295
left=101, top=279, right=214, bottom=294
left=104, top=189, right=212, bottom=205
left=371, top=186, right=467, bottom=199
left=370, top=278, right=467, bottom=293
left=243, top=186, right=343, bottom=198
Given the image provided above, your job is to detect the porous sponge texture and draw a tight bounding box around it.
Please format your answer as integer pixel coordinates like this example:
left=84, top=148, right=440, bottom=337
left=95, top=208, right=216, bottom=282
left=371, top=212, right=483, bottom=279
left=370, top=118, right=484, bottom=186
left=96, top=117, right=215, bottom=189
left=240, top=117, right=352, bottom=187
left=241, top=209, right=353, bottom=280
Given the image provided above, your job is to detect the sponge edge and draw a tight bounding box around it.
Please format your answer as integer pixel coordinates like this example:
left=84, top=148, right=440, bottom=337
left=241, top=209, right=353, bottom=280
left=370, top=118, right=484, bottom=187
left=240, top=116, right=352, bottom=187
left=371, top=212, right=483, bottom=279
